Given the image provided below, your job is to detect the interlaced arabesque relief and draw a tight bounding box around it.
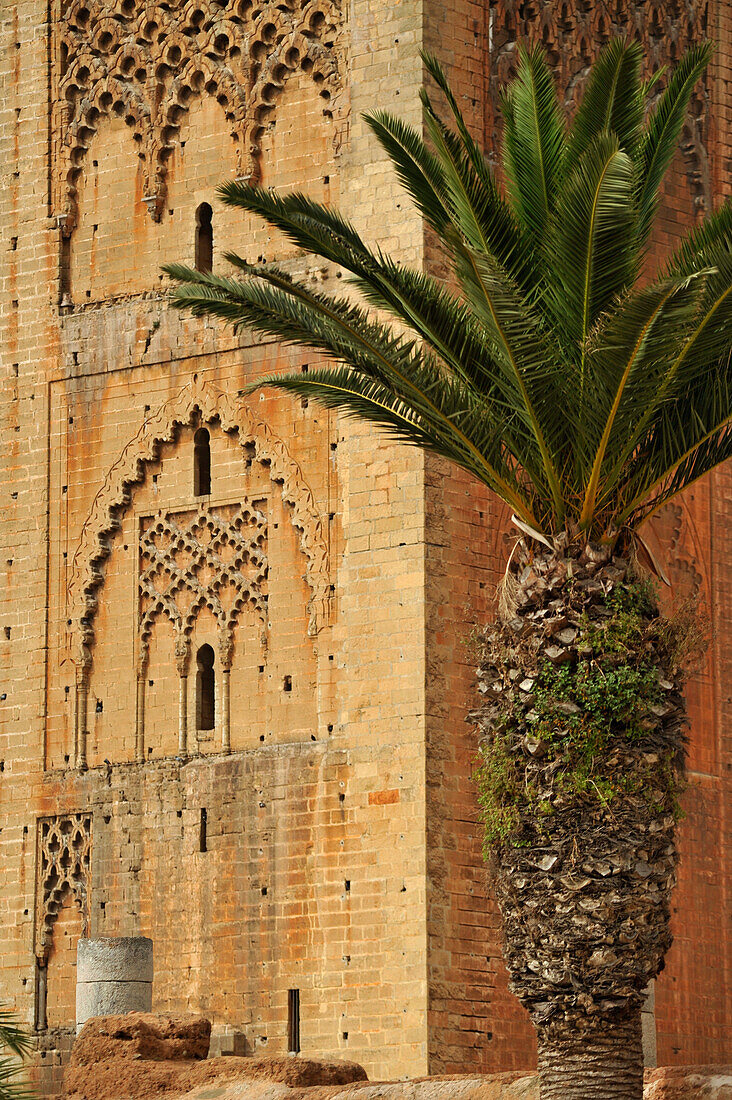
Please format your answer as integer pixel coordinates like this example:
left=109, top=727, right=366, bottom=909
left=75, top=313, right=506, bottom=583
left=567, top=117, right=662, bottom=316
left=35, top=814, right=92, bottom=960
left=487, top=0, right=711, bottom=211
left=53, top=0, right=344, bottom=230
left=139, top=503, right=268, bottom=674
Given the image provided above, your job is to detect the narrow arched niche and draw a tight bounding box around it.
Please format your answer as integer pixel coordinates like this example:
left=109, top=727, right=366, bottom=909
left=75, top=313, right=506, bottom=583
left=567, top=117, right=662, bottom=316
left=193, top=426, right=211, bottom=496
left=196, top=644, right=215, bottom=732
left=195, top=202, right=213, bottom=273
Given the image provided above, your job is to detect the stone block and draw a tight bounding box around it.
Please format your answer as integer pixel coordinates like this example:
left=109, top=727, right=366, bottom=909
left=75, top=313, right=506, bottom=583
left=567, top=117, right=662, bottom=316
left=207, top=1026, right=250, bottom=1059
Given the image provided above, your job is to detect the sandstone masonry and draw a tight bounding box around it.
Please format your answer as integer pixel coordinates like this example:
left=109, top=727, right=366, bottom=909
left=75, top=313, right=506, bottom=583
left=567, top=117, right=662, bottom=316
left=0, top=1, right=729, bottom=1097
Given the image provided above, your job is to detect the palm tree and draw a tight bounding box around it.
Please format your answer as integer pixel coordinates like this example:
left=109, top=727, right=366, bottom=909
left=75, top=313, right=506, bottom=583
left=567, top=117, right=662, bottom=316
left=165, top=39, right=730, bottom=1099
left=0, top=1007, right=36, bottom=1100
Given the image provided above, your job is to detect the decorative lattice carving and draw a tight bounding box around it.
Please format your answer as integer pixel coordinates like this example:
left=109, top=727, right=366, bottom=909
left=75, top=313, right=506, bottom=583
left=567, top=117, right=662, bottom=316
left=53, top=0, right=345, bottom=230
left=67, top=375, right=330, bottom=670
left=35, top=813, right=92, bottom=961
left=486, top=0, right=711, bottom=212
left=138, top=502, right=268, bottom=672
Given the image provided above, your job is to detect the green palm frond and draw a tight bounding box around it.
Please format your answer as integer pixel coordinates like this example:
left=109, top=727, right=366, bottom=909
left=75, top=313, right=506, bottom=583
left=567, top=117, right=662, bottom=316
left=544, top=132, right=637, bottom=359
left=243, top=363, right=537, bottom=519
left=216, top=189, right=507, bottom=393
left=578, top=276, right=706, bottom=524
left=167, top=264, right=539, bottom=521
left=564, top=38, right=644, bottom=164
left=419, top=85, right=534, bottom=288
left=361, top=110, right=452, bottom=236
left=665, top=198, right=732, bottom=277
left=0, top=1011, right=32, bottom=1063
left=636, top=42, right=714, bottom=245
left=602, top=247, right=732, bottom=502
left=501, top=43, right=566, bottom=243
left=616, top=356, right=732, bottom=525
left=165, top=37, right=727, bottom=546
left=0, top=1008, right=35, bottom=1100
left=0, top=1059, right=36, bottom=1100
left=450, top=239, right=572, bottom=517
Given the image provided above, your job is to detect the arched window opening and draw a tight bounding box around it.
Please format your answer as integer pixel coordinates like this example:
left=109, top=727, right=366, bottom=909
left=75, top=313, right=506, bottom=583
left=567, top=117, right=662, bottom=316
left=195, top=202, right=213, bottom=273
left=196, top=644, right=215, bottom=731
left=193, top=427, right=211, bottom=497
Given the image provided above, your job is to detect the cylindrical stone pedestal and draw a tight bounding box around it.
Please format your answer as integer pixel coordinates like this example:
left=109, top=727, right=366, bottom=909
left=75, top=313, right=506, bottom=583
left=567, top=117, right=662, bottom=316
left=76, top=937, right=153, bottom=1032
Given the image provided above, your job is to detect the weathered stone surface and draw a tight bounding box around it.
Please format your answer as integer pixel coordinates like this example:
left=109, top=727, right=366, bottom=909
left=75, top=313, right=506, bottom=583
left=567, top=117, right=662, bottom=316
left=64, top=1060, right=195, bottom=1100
left=189, top=1078, right=538, bottom=1100
left=76, top=938, right=154, bottom=984
left=64, top=1048, right=368, bottom=1100
left=207, top=1059, right=368, bottom=1088
left=64, top=1064, right=732, bottom=1100
left=70, top=1013, right=211, bottom=1065
left=644, top=1066, right=732, bottom=1099
left=64, top=1068, right=533, bottom=1100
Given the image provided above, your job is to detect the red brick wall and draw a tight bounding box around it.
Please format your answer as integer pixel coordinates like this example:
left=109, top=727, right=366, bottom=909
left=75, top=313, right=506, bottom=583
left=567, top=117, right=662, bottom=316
left=423, top=0, right=731, bottom=1071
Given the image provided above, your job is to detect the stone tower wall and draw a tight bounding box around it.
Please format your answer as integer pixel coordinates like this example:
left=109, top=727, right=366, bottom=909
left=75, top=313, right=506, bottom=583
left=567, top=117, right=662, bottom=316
left=0, top=0, right=433, bottom=1087
left=0, top=0, right=729, bottom=1095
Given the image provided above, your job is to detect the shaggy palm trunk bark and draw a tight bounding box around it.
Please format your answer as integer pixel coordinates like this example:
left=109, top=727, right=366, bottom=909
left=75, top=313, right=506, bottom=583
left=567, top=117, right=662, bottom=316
left=537, top=1008, right=643, bottom=1099
left=475, top=541, right=687, bottom=1100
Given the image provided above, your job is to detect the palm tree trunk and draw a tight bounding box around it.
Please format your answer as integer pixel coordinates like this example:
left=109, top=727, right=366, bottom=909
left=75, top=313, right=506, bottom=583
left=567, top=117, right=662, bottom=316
left=537, top=1008, right=643, bottom=1099
left=475, top=540, right=689, bottom=1100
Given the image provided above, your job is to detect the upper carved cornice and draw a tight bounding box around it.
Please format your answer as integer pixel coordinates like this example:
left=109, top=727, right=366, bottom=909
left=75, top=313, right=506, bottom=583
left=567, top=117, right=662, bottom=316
left=52, top=0, right=345, bottom=232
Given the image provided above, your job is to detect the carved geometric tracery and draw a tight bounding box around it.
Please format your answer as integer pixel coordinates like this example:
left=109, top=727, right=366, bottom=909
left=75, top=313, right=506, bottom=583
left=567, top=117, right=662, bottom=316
left=138, top=502, right=269, bottom=673
left=34, top=813, right=92, bottom=961
left=53, top=0, right=345, bottom=230
left=486, top=0, right=711, bottom=212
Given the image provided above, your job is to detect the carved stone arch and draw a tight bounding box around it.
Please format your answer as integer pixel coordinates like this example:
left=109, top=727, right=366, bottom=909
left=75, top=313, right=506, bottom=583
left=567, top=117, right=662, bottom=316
left=67, top=375, right=330, bottom=673
left=53, top=0, right=345, bottom=231
left=59, top=73, right=151, bottom=225
left=244, top=27, right=341, bottom=179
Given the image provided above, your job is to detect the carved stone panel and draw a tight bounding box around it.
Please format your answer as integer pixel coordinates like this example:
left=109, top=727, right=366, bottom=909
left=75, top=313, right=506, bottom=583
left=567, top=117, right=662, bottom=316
left=35, top=813, right=92, bottom=962
left=138, top=501, right=269, bottom=674
left=67, top=376, right=331, bottom=674
left=52, top=0, right=345, bottom=229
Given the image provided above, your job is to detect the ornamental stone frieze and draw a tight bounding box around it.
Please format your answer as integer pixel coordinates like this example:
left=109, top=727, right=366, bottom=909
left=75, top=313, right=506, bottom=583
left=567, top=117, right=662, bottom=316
left=138, top=502, right=269, bottom=675
left=52, top=0, right=345, bottom=231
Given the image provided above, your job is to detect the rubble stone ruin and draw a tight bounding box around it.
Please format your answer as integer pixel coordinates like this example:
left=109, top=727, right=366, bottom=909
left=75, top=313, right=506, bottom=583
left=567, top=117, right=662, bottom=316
left=0, top=0, right=729, bottom=1096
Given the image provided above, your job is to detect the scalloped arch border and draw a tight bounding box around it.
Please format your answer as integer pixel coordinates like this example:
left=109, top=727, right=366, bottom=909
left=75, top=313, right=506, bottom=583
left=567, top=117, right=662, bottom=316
left=67, top=375, right=330, bottom=667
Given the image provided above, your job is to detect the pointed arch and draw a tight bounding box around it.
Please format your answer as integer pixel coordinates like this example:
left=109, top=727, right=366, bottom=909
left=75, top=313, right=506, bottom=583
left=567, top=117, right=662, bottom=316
left=67, top=375, right=330, bottom=669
